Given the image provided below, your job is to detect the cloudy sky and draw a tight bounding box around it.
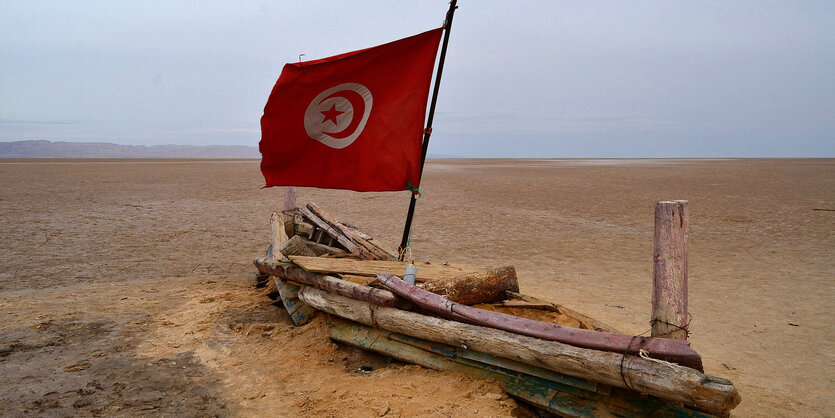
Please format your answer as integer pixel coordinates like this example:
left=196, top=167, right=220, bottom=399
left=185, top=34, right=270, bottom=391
left=1, top=1, right=832, bottom=157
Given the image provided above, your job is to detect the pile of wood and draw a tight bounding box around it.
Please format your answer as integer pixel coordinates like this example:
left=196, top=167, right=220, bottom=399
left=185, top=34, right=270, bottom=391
left=254, top=202, right=741, bottom=417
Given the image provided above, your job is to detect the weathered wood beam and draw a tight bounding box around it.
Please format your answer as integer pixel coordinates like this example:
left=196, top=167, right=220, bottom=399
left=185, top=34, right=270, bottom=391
left=420, top=266, right=519, bottom=305
left=304, top=202, right=397, bottom=260
left=298, top=287, right=740, bottom=415
left=282, top=187, right=296, bottom=237
left=267, top=212, right=290, bottom=263
left=380, top=273, right=702, bottom=371
left=298, top=205, right=368, bottom=258
left=253, top=257, right=294, bottom=275
left=275, top=278, right=316, bottom=326
left=332, top=320, right=717, bottom=417
left=652, top=200, right=689, bottom=340
left=329, top=320, right=636, bottom=417
left=305, top=240, right=348, bottom=256
left=254, top=258, right=401, bottom=307
left=293, top=222, right=314, bottom=239
left=287, top=255, right=488, bottom=283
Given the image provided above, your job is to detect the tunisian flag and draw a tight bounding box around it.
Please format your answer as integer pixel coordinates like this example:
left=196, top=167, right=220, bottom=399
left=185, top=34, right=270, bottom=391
left=260, top=28, right=443, bottom=191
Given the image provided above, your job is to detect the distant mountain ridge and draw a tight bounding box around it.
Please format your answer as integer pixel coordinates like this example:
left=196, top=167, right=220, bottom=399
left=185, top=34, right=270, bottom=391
left=0, top=140, right=260, bottom=158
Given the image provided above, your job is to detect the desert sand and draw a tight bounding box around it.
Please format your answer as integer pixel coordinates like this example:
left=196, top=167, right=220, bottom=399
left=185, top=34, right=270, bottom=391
left=0, top=158, right=832, bottom=416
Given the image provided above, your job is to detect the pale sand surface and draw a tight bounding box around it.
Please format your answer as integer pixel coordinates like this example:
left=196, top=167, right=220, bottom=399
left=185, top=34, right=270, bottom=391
left=0, top=158, right=832, bottom=416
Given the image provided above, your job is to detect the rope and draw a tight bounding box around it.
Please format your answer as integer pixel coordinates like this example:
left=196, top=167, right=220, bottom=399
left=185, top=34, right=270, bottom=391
left=619, top=313, right=695, bottom=389
left=639, top=349, right=678, bottom=367
left=369, top=304, right=380, bottom=329
left=649, top=313, right=693, bottom=339
left=397, top=246, right=414, bottom=263
left=407, top=181, right=422, bottom=198
left=619, top=335, right=642, bottom=390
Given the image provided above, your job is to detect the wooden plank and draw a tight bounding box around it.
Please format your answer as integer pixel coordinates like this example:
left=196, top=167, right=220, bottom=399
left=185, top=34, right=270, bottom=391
left=268, top=212, right=289, bottom=263
left=293, top=222, right=313, bottom=238
left=652, top=200, right=689, bottom=340
left=274, top=278, right=316, bottom=326
left=305, top=202, right=397, bottom=260
left=421, top=266, right=519, bottom=305
left=305, top=240, right=348, bottom=256
left=283, top=187, right=296, bottom=237
left=379, top=273, right=703, bottom=371
left=288, top=255, right=489, bottom=283
left=298, top=287, right=740, bottom=415
left=341, top=222, right=398, bottom=258
left=299, top=206, right=364, bottom=256
left=330, top=320, right=715, bottom=418
left=340, top=275, right=378, bottom=286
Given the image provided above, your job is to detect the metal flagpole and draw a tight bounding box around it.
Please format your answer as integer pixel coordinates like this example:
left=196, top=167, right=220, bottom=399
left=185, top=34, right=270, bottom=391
left=397, top=0, right=459, bottom=260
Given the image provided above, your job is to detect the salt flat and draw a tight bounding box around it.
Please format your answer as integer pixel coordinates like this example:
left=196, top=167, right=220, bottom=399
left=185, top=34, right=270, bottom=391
left=0, top=158, right=832, bottom=416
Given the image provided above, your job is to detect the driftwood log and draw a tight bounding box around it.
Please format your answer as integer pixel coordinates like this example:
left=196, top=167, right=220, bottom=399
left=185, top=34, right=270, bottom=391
left=331, top=319, right=716, bottom=418
left=420, top=266, right=519, bottom=305
left=297, top=287, right=740, bottom=415
left=254, top=258, right=401, bottom=307
left=380, top=273, right=702, bottom=371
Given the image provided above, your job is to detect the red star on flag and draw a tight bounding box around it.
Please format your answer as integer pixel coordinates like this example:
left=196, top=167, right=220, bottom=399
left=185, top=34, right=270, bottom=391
left=320, top=104, right=343, bottom=125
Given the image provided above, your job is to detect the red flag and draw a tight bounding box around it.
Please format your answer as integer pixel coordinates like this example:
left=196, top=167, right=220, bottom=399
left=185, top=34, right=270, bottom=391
left=260, top=28, right=443, bottom=192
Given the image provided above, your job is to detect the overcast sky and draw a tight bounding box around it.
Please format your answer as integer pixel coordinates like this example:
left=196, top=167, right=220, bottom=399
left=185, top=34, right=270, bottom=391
left=1, top=1, right=832, bottom=157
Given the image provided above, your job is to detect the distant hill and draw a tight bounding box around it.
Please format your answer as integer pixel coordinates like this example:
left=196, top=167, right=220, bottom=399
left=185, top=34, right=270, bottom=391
left=0, top=140, right=260, bottom=158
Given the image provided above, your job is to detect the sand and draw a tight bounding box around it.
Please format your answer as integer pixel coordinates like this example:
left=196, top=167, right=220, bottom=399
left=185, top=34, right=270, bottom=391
left=0, top=158, right=832, bottom=416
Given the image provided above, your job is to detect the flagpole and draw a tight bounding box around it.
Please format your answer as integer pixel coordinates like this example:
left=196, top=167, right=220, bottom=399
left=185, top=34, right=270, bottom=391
left=397, top=0, right=459, bottom=260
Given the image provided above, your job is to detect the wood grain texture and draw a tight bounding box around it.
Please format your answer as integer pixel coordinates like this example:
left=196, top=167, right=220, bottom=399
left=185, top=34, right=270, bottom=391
left=275, top=278, right=316, bottom=326
left=254, top=258, right=401, bottom=307
left=304, top=240, right=348, bottom=256
left=421, top=266, right=519, bottom=305
left=380, top=273, right=703, bottom=371
left=298, top=206, right=362, bottom=256
left=268, top=212, right=289, bottom=263
left=287, top=255, right=488, bottom=283
left=304, top=202, right=397, bottom=260
left=652, top=200, right=689, bottom=340
left=280, top=235, right=316, bottom=257
left=299, top=287, right=740, bottom=415
left=344, top=322, right=717, bottom=417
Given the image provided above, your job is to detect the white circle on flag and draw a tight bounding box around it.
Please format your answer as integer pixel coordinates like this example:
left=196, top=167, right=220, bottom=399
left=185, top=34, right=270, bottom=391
left=304, top=83, right=373, bottom=149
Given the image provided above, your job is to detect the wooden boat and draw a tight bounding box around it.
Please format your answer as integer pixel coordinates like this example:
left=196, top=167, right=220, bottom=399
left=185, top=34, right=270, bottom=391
left=253, top=202, right=741, bottom=416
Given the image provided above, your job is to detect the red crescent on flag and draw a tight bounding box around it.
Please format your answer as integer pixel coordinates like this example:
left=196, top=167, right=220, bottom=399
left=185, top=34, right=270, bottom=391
left=321, top=89, right=365, bottom=140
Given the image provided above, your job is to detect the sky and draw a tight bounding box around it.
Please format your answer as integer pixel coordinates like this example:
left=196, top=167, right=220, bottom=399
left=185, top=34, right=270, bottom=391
left=1, top=1, right=833, bottom=157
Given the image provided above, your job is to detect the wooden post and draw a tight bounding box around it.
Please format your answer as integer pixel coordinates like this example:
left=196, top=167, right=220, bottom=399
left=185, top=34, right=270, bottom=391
left=283, top=186, right=296, bottom=237
left=268, top=212, right=289, bottom=263
left=652, top=200, right=689, bottom=340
